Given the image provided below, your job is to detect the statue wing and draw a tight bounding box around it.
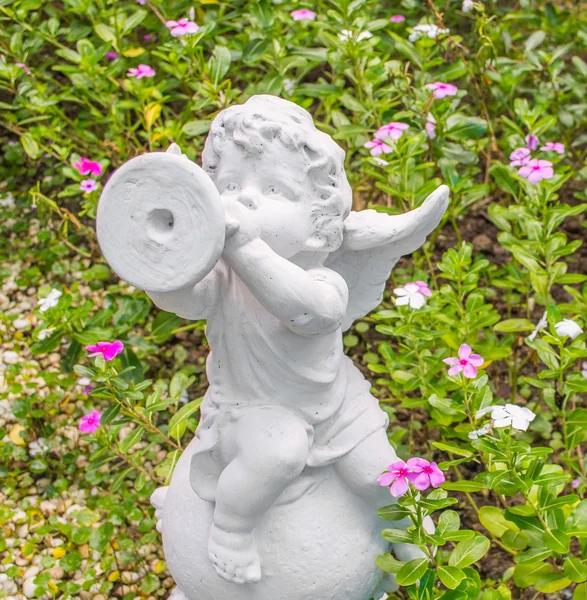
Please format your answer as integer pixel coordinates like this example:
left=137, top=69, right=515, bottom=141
left=325, top=185, right=449, bottom=331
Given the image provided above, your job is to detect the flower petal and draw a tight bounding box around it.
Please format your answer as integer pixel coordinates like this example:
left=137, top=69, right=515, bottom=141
left=458, top=344, right=472, bottom=359
left=390, top=476, right=409, bottom=497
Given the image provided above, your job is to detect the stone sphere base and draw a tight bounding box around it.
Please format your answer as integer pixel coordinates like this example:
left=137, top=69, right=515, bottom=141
left=160, top=440, right=388, bottom=600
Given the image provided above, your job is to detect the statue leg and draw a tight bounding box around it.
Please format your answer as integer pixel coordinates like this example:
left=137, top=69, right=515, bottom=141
left=334, top=427, right=434, bottom=562
left=208, top=406, right=310, bottom=585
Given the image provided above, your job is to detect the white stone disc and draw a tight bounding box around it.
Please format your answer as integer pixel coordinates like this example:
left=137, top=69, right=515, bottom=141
left=97, top=152, right=225, bottom=293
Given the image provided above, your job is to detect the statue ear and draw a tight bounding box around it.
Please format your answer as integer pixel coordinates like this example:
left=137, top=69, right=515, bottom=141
left=305, top=214, right=344, bottom=252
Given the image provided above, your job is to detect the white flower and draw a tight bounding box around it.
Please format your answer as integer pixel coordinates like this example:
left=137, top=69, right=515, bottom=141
left=37, top=327, right=55, bottom=340
left=339, top=29, right=373, bottom=42
left=408, top=24, right=450, bottom=42
left=393, top=283, right=427, bottom=309
left=0, top=193, right=15, bottom=208
left=283, top=78, right=295, bottom=95
left=13, top=318, right=30, bottom=329
left=29, top=438, right=49, bottom=457
left=373, top=157, right=389, bottom=166
left=554, top=319, right=583, bottom=340
left=527, top=310, right=547, bottom=341
left=77, top=377, right=91, bottom=387
left=37, top=289, right=62, bottom=312
left=468, top=423, right=492, bottom=440
left=582, top=362, right=587, bottom=379
left=476, top=403, right=536, bottom=431
left=462, top=0, right=474, bottom=12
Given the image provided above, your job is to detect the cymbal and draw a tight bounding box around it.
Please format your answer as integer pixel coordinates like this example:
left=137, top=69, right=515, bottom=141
left=97, top=151, right=225, bottom=293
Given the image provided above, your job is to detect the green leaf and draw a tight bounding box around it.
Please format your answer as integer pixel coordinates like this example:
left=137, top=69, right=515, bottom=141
left=479, top=506, right=516, bottom=538
left=210, top=46, right=231, bottom=84
left=565, top=409, right=587, bottom=450
left=502, top=530, right=528, bottom=550
left=524, top=30, right=546, bottom=53
left=168, top=397, right=203, bottom=439
left=564, top=556, right=587, bottom=583
left=513, top=562, right=552, bottom=588
left=437, top=566, right=466, bottom=590
left=110, top=467, right=135, bottom=493
left=122, top=8, right=147, bottom=34
left=376, top=553, right=404, bottom=574
left=442, top=481, right=487, bottom=492
left=445, top=115, right=488, bottom=141
left=396, top=558, right=428, bottom=586
left=119, top=426, right=144, bottom=453
left=182, top=120, right=212, bottom=137
left=382, top=528, right=413, bottom=544
left=535, top=571, right=572, bottom=593
left=542, top=529, right=570, bottom=554
left=494, top=318, right=535, bottom=333
left=575, top=583, right=587, bottom=600
left=449, top=535, right=490, bottom=568
left=21, top=134, right=40, bottom=159
left=437, top=510, right=460, bottom=536
left=432, top=441, right=473, bottom=458
left=94, top=23, right=116, bottom=43
left=150, top=311, right=181, bottom=344
left=169, top=371, right=195, bottom=400
left=378, top=504, right=412, bottom=521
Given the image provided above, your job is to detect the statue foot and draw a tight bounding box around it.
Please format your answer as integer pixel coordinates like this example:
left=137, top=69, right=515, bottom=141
left=208, top=524, right=262, bottom=584
left=168, top=586, right=189, bottom=600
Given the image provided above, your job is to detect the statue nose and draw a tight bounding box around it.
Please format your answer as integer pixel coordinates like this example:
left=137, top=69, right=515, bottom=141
left=237, top=190, right=259, bottom=210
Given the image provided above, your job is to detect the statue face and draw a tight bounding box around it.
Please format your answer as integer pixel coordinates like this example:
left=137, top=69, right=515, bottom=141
left=214, top=140, right=318, bottom=259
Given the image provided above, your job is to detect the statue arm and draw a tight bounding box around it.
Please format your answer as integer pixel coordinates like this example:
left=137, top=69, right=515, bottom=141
left=224, top=239, right=348, bottom=336
left=146, top=265, right=222, bottom=320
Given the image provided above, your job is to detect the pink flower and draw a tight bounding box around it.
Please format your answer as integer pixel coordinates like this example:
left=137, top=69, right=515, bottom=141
left=144, top=33, right=156, bottom=42
left=291, top=9, right=316, bottom=21
left=105, top=51, right=118, bottom=61
left=390, top=15, right=406, bottom=23
left=406, top=458, right=445, bottom=490
left=85, top=340, right=124, bottom=361
left=525, top=134, right=539, bottom=150
left=409, top=280, right=432, bottom=296
left=364, top=139, right=394, bottom=156
left=136, top=0, right=146, bottom=4
left=375, top=122, right=409, bottom=141
left=377, top=460, right=411, bottom=497
left=79, top=410, right=102, bottom=434
left=425, top=121, right=436, bottom=139
left=80, top=180, right=99, bottom=193
left=426, top=82, right=458, bottom=99
left=540, top=141, right=565, bottom=155
left=518, top=159, right=554, bottom=184
left=15, top=62, right=31, bottom=75
left=127, top=64, right=156, bottom=79
left=166, top=18, right=199, bottom=37
left=73, top=157, right=102, bottom=176
left=443, top=344, right=484, bottom=378
left=573, top=479, right=580, bottom=489
left=509, top=147, right=531, bottom=167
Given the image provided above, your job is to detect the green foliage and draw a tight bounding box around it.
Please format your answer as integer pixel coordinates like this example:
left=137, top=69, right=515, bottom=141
left=0, top=0, right=585, bottom=597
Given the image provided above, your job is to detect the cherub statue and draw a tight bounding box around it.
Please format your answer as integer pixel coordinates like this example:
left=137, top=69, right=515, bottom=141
left=98, top=95, right=448, bottom=600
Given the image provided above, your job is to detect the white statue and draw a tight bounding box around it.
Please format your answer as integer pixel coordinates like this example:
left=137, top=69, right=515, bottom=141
left=97, top=95, right=448, bottom=600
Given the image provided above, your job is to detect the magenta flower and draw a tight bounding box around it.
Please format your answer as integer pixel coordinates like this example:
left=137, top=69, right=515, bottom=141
left=518, top=159, right=554, bottom=184
left=525, top=134, right=539, bottom=151
left=509, top=147, right=531, bottom=167
left=105, top=51, right=118, bottom=61
left=143, top=33, right=157, bottom=42
left=426, top=82, right=458, bottom=99
left=85, top=340, right=124, bottom=361
left=377, top=460, right=411, bottom=497
left=73, top=157, right=102, bottom=176
left=80, top=180, right=99, bottom=193
left=390, top=15, right=406, bottom=23
left=166, top=18, right=199, bottom=37
left=406, top=458, right=445, bottom=490
left=79, top=410, right=102, bottom=434
left=127, top=64, right=156, bottom=79
left=375, top=122, right=409, bottom=141
left=443, top=344, right=484, bottom=378
left=291, top=9, right=316, bottom=21
left=364, top=139, right=393, bottom=156
left=540, top=141, right=565, bottom=155
left=15, top=62, right=31, bottom=75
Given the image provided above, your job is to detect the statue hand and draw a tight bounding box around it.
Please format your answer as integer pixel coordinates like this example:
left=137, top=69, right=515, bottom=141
left=222, top=196, right=261, bottom=252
